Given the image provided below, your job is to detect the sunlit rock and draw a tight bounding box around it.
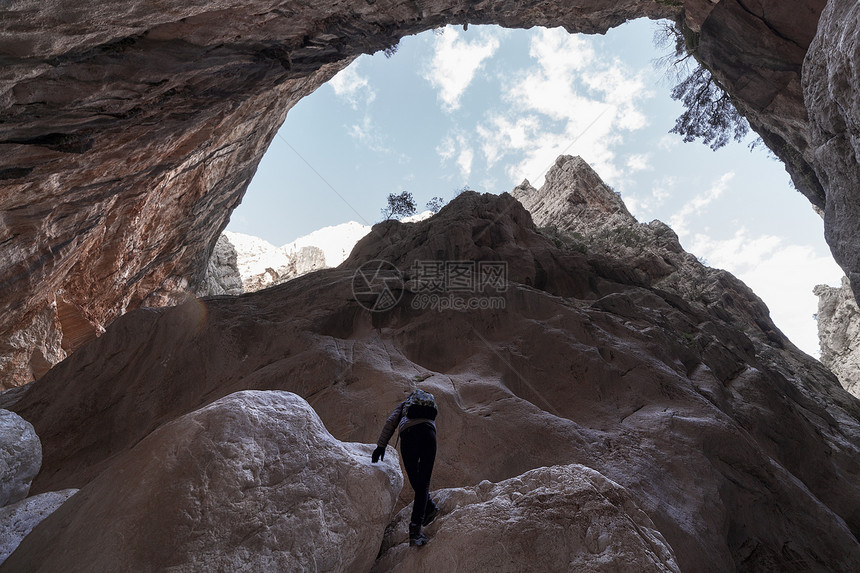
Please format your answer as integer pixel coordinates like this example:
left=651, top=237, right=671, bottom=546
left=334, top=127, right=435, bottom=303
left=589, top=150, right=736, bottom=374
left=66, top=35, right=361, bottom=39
left=0, top=488, right=78, bottom=565
left=373, top=464, right=681, bottom=572
left=815, top=276, right=860, bottom=398
left=0, top=409, right=41, bottom=508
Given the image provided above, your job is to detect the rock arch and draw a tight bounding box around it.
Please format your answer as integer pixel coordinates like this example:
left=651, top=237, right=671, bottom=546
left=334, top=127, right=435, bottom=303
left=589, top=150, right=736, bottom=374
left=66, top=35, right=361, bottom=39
left=0, top=0, right=852, bottom=387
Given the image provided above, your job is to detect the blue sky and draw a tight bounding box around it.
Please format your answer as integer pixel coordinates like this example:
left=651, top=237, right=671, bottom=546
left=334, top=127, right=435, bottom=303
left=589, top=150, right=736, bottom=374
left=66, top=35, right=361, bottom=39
left=227, top=19, right=843, bottom=356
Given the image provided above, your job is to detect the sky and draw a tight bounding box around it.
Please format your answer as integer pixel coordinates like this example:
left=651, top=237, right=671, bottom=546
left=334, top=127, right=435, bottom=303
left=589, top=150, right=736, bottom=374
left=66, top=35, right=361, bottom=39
left=226, top=19, right=844, bottom=357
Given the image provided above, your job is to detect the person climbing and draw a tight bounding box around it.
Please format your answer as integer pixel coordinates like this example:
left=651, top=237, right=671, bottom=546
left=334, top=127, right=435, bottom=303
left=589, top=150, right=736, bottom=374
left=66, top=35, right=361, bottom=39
left=372, top=388, right=440, bottom=547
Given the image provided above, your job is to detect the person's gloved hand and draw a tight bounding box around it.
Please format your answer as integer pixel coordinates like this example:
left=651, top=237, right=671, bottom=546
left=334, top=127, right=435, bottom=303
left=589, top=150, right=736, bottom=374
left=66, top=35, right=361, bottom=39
left=372, top=446, right=386, bottom=463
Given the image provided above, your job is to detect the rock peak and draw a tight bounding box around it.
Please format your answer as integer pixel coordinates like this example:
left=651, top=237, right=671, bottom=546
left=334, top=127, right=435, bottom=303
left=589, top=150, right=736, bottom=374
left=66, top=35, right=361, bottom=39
left=512, top=155, right=634, bottom=237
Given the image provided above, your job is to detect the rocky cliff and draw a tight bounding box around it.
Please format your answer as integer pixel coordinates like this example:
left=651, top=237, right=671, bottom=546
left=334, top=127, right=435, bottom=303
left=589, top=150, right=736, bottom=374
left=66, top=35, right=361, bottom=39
left=196, top=225, right=368, bottom=297
left=512, top=155, right=789, bottom=348
left=4, top=0, right=858, bottom=391
left=201, top=231, right=321, bottom=295
left=815, top=276, right=860, bottom=398
left=5, top=159, right=859, bottom=571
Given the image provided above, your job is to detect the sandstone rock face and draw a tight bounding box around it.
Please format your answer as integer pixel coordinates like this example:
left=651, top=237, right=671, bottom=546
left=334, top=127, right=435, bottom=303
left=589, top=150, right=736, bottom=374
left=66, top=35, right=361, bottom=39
left=0, top=303, right=65, bottom=390
left=0, top=488, right=78, bottom=565
left=815, top=276, right=860, bottom=398
left=0, top=409, right=41, bottom=507
left=1, top=391, right=403, bottom=572
left=373, top=464, right=681, bottom=573
left=6, top=0, right=852, bottom=391
left=292, top=245, right=327, bottom=276
left=513, top=155, right=636, bottom=238
left=804, top=1, right=860, bottom=303
left=10, top=173, right=860, bottom=572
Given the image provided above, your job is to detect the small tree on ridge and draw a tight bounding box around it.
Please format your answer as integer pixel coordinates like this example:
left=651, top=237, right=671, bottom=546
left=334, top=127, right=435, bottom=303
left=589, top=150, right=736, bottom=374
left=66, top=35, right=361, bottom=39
left=380, top=191, right=417, bottom=220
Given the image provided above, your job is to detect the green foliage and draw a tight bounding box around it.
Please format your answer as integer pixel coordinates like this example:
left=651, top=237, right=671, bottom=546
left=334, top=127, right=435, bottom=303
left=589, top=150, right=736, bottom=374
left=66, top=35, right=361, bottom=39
left=537, top=225, right=588, bottom=254
left=426, top=196, right=445, bottom=213
left=381, top=190, right=417, bottom=220
left=383, top=42, right=400, bottom=58
left=669, top=65, right=748, bottom=150
left=654, top=19, right=749, bottom=151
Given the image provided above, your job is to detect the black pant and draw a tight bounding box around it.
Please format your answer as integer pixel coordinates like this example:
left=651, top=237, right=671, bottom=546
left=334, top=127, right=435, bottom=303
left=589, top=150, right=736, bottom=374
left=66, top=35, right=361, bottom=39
left=400, top=423, right=436, bottom=528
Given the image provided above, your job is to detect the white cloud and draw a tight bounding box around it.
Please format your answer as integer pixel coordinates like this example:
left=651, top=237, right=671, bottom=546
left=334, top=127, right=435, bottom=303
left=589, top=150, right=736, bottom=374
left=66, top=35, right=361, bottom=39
left=436, top=135, right=457, bottom=162
left=424, top=27, right=500, bottom=111
left=668, top=171, right=734, bottom=238
left=688, top=228, right=844, bottom=357
left=626, top=154, right=651, bottom=173
left=349, top=115, right=382, bottom=149
left=329, top=60, right=376, bottom=109
left=437, top=132, right=475, bottom=179
left=476, top=114, right=541, bottom=168
left=457, top=146, right=474, bottom=180
left=349, top=115, right=409, bottom=163
left=658, top=134, right=679, bottom=151
left=472, top=27, right=653, bottom=188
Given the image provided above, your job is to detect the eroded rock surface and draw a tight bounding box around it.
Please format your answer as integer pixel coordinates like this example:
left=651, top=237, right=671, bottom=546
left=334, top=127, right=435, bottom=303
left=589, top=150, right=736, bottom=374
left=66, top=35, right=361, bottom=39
left=0, top=303, right=65, bottom=391
left=0, top=488, right=78, bottom=565
left=1, top=391, right=402, bottom=572
left=10, top=171, right=860, bottom=571
left=512, top=155, right=787, bottom=344
left=196, top=234, right=244, bottom=297
left=815, top=276, right=860, bottom=398
left=0, top=409, right=41, bottom=507
left=373, top=464, right=680, bottom=573
left=5, top=0, right=854, bottom=391
left=804, top=1, right=860, bottom=302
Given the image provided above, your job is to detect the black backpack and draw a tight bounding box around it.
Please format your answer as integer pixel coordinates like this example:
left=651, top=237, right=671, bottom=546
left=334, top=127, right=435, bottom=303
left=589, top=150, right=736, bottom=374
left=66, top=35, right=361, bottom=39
left=404, top=389, right=438, bottom=420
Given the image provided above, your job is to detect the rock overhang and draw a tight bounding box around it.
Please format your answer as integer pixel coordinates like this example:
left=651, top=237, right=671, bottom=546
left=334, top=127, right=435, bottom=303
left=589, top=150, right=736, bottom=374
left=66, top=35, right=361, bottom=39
left=0, top=0, right=854, bottom=388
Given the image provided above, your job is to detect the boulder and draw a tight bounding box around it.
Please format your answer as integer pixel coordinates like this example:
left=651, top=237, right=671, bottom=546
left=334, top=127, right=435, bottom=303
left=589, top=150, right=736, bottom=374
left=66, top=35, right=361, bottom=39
left=0, top=409, right=41, bottom=507
left=373, top=464, right=680, bottom=573
left=0, top=391, right=402, bottom=572
left=0, top=489, right=78, bottom=564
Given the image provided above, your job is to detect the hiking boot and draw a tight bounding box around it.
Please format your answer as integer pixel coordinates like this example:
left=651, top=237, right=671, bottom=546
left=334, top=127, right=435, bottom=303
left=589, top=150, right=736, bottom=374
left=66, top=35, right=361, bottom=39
left=422, top=500, right=439, bottom=526
left=409, top=531, right=429, bottom=547
left=409, top=523, right=429, bottom=547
